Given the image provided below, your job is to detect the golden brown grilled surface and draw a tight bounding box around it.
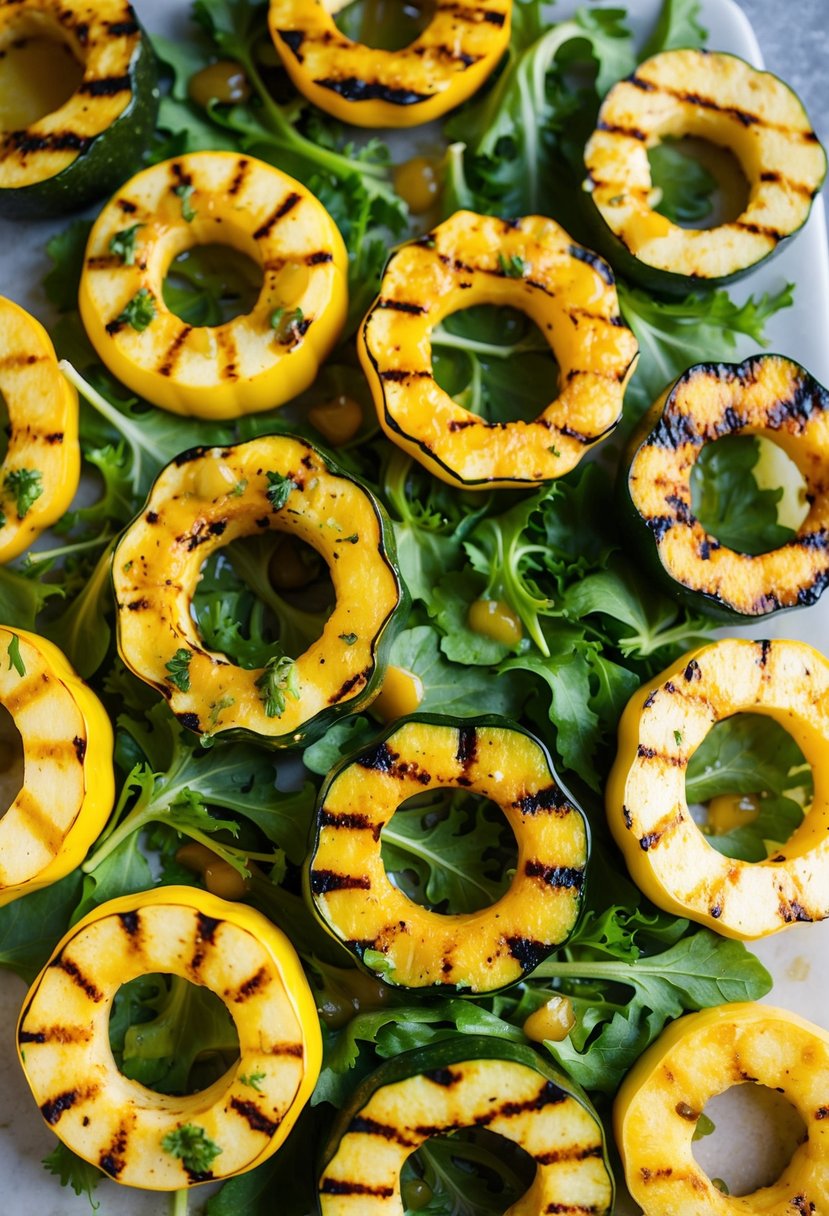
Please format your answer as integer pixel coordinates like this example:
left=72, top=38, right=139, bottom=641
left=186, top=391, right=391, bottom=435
left=625, top=355, right=829, bottom=617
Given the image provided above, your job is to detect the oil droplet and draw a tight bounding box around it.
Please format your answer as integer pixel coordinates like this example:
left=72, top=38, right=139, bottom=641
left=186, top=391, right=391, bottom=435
left=204, top=860, right=249, bottom=900
left=707, top=792, right=760, bottom=835
left=786, top=955, right=811, bottom=982
left=272, top=262, right=310, bottom=308
left=371, top=666, right=424, bottom=722
left=196, top=457, right=238, bottom=500
left=467, top=598, right=523, bottom=646
left=189, top=60, right=251, bottom=107
left=394, top=157, right=441, bottom=215
left=523, top=995, right=575, bottom=1043
left=308, top=395, right=363, bottom=446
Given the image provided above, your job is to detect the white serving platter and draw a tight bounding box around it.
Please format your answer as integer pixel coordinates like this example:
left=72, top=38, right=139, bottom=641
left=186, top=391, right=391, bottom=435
left=0, top=0, right=827, bottom=1212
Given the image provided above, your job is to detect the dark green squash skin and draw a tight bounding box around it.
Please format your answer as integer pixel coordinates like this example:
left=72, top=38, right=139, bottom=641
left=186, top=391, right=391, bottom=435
left=617, top=357, right=829, bottom=622
left=0, top=26, right=159, bottom=220
left=111, top=433, right=411, bottom=750
left=316, top=1036, right=615, bottom=1213
left=304, top=712, right=590, bottom=994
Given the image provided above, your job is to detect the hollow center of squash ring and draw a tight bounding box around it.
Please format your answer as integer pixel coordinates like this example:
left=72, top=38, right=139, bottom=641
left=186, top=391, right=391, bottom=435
left=0, top=701, right=24, bottom=818
left=401, top=1126, right=536, bottom=1212
left=109, top=972, right=241, bottom=1095
left=163, top=243, right=264, bottom=328
left=192, top=536, right=335, bottom=661
left=0, top=16, right=84, bottom=130
left=693, top=1084, right=806, bottom=1197
left=380, top=789, right=517, bottom=915
left=433, top=305, right=560, bottom=425
left=647, top=136, right=749, bottom=230
left=685, top=713, right=812, bottom=860
left=333, top=0, right=435, bottom=50
left=689, top=434, right=809, bottom=556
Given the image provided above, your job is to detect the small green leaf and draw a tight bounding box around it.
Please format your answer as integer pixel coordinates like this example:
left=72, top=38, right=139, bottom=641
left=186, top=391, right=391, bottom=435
left=674, top=729, right=683, bottom=746
left=174, top=181, right=197, bottom=222
left=693, top=1112, right=716, bottom=1141
left=166, top=648, right=192, bottom=692
left=5, top=468, right=43, bottom=519
left=208, top=693, right=235, bottom=728
left=6, top=634, right=24, bottom=677
left=239, top=1069, right=266, bottom=1092
left=109, top=223, right=143, bottom=266
left=161, top=1123, right=222, bottom=1173
left=270, top=306, right=305, bottom=342
left=265, top=472, right=297, bottom=511
left=117, top=288, right=157, bottom=333
left=230, top=479, right=248, bottom=497
left=498, top=253, right=528, bottom=278
left=256, top=655, right=299, bottom=718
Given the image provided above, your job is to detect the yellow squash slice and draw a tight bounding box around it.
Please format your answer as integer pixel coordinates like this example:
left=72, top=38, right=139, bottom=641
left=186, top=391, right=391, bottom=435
left=79, top=151, right=348, bottom=419
left=268, top=0, right=511, bottom=128
left=308, top=715, right=588, bottom=993
left=606, top=637, right=829, bottom=940
left=358, top=210, right=639, bottom=489
left=0, top=296, right=79, bottom=563
left=584, top=50, right=827, bottom=292
left=17, top=886, right=321, bottom=1189
left=0, top=627, right=113, bottom=905
left=615, top=1003, right=829, bottom=1216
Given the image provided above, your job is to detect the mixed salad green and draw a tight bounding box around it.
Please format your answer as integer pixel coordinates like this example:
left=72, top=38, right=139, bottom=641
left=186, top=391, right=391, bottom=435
left=0, top=0, right=814, bottom=1212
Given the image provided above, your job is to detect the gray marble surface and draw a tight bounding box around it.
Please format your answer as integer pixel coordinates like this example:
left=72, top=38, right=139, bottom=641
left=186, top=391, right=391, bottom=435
left=738, top=0, right=828, bottom=143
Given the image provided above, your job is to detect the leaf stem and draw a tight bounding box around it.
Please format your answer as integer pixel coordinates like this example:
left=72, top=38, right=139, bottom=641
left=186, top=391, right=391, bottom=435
left=169, top=1188, right=189, bottom=1216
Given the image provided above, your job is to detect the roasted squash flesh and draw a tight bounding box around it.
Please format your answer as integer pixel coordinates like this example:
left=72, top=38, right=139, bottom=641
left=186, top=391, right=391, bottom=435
left=17, top=886, right=321, bottom=1190
left=308, top=716, right=588, bottom=993
left=358, top=210, right=638, bottom=489
left=606, top=637, right=829, bottom=940
left=79, top=151, right=348, bottom=419
left=624, top=355, right=829, bottom=617
left=615, top=1003, right=829, bottom=1216
left=0, top=296, right=80, bottom=563
left=584, top=50, right=827, bottom=291
left=268, top=0, right=511, bottom=128
left=319, top=1037, right=613, bottom=1215
left=0, top=0, right=158, bottom=217
left=112, top=435, right=406, bottom=747
left=0, top=627, right=113, bottom=905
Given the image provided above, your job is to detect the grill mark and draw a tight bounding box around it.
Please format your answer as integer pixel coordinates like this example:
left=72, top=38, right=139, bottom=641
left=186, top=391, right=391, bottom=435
left=379, top=368, right=431, bottom=382
left=437, top=3, right=507, bottom=25
left=759, top=170, right=817, bottom=197
left=216, top=327, right=239, bottom=381
left=378, top=298, right=428, bottom=315
left=319, top=809, right=382, bottom=842
left=731, top=219, right=783, bottom=241
left=16, top=790, right=61, bottom=853
left=348, top=1115, right=416, bottom=1147
left=228, top=157, right=249, bottom=196
left=505, top=936, right=552, bottom=970
left=536, top=1144, right=602, bottom=1165
left=306, top=250, right=333, bottom=265
left=232, top=966, right=270, bottom=1002
left=41, top=1089, right=84, bottom=1125
left=524, top=860, right=585, bottom=890
left=513, top=785, right=570, bottom=816
left=117, top=197, right=138, bottom=214
left=0, top=352, right=45, bottom=367
left=309, top=870, right=371, bottom=894
left=79, top=74, right=132, bottom=96
left=119, top=910, right=141, bottom=937
left=598, top=119, right=647, bottom=141
left=636, top=78, right=817, bottom=140
left=99, top=1122, right=130, bottom=1178
left=425, top=1067, right=461, bottom=1087
left=328, top=666, right=371, bottom=705
left=55, top=957, right=103, bottom=1003
left=107, top=20, right=140, bottom=37
left=277, top=29, right=304, bottom=59
left=265, top=1041, right=304, bottom=1057
left=254, top=192, right=301, bottom=239
left=18, top=1025, right=90, bottom=1044
left=545, top=1207, right=602, bottom=1215
left=456, top=725, right=477, bottom=771
left=196, top=913, right=221, bottom=944
left=320, top=1181, right=395, bottom=1197
left=230, top=1097, right=279, bottom=1136
left=314, top=77, right=431, bottom=106
left=158, top=327, right=192, bottom=377
left=357, top=742, right=399, bottom=772
left=684, top=659, right=701, bottom=681
left=6, top=130, right=93, bottom=154
left=176, top=712, right=201, bottom=731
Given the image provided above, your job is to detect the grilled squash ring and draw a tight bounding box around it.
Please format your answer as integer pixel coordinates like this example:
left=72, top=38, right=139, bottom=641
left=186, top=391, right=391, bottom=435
left=307, top=715, right=588, bottom=993
left=319, top=1037, right=614, bottom=1215
left=623, top=355, right=829, bottom=618
left=0, top=297, right=80, bottom=563
left=584, top=50, right=827, bottom=293
left=0, top=0, right=159, bottom=218
left=358, top=211, right=639, bottom=489
left=17, top=886, right=321, bottom=1190
left=615, top=1003, right=829, bottom=1216
left=0, top=627, right=113, bottom=906
left=267, top=0, right=511, bottom=129
left=79, top=151, right=348, bottom=420
left=112, top=435, right=407, bottom=747
left=606, top=637, right=829, bottom=940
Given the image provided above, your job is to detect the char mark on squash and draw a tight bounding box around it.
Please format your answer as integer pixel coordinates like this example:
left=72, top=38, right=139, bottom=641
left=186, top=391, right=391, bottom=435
left=277, top=29, right=304, bottom=59
left=230, top=1097, right=280, bottom=1136
left=349, top=1115, right=416, bottom=1146
left=319, top=809, right=382, bottom=841
left=56, top=958, right=103, bottom=1003
left=310, top=869, right=371, bottom=895
left=357, top=742, right=399, bottom=773
left=6, top=130, right=92, bottom=154
left=456, top=725, right=477, bottom=770
left=505, top=935, right=552, bottom=970
left=597, top=120, right=647, bottom=142
left=328, top=666, right=371, bottom=705
left=536, top=1144, right=602, bottom=1165
left=524, top=860, right=584, bottom=890
left=513, top=785, right=570, bottom=816
left=196, top=912, right=221, bottom=944
left=79, top=74, right=132, bottom=96
left=320, top=1180, right=395, bottom=1197
left=233, top=966, right=270, bottom=1002
left=314, top=76, right=430, bottom=106
left=228, top=157, right=249, bottom=196
left=41, top=1088, right=85, bottom=1125
left=254, top=192, right=302, bottom=239
left=158, top=327, right=193, bottom=377
left=378, top=298, right=427, bottom=315
left=425, top=1067, right=461, bottom=1087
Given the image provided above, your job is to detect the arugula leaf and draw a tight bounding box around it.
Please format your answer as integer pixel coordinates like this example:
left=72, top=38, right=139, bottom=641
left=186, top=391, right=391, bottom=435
left=44, top=219, right=93, bottom=311
left=649, top=139, right=716, bottom=224
left=302, top=715, right=376, bottom=776
left=388, top=627, right=527, bottom=720
left=162, top=1123, right=222, bottom=1173
left=619, top=282, right=795, bottom=416
left=5, top=468, right=43, bottom=518
left=206, top=1114, right=320, bottom=1215
left=689, top=435, right=797, bottom=555
left=41, top=542, right=115, bottom=679
left=642, top=0, right=707, bottom=57
left=0, top=870, right=82, bottom=983
left=6, top=634, right=24, bottom=676
left=0, top=566, right=62, bottom=629
left=42, top=1144, right=102, bottom=1211
left=402, top=1131, right=534, bottom=1216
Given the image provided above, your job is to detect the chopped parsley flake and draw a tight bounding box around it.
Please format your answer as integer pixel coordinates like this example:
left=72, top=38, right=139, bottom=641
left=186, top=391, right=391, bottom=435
left=117, top=288, right=156, bottom=333
left=270, top=306, right=305, bottom=342
left=239, top=1069, right=266, bottom=1092
left=161, top=1123, right=221, bottom=1174
left=5, top=468, right=43, bottom=519
left=208, top=693, right=235, bottom=728
left=498, top=253, right=528, bottom=278
left=256, top=655, right=299, bottom=718
left=265, top=472, right=297, bottom=511
left=673, top=729, right=683, bottom=746
left=6, top=635, right=24, bottom=677
left=174, top=182, right=197, bottom=222
left=229, top=479, right=248, bottom=498
left=165, top=648, right=192, bottom=692
left=108, top=223, right=143, bottom=265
